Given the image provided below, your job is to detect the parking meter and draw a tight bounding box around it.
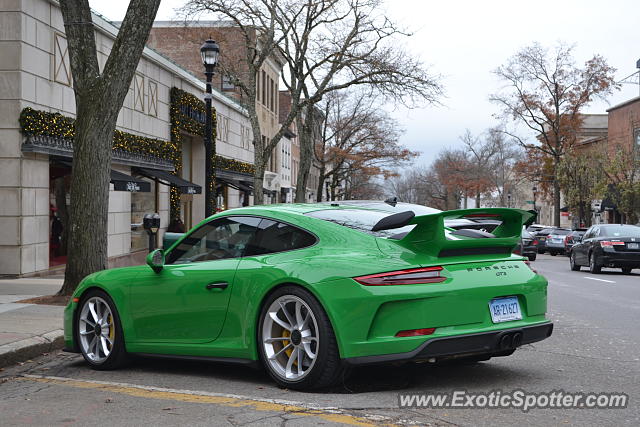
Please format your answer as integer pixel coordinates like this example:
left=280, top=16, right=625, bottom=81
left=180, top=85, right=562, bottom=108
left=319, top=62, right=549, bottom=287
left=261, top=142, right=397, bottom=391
left=143, top=213, right=161, bottom=252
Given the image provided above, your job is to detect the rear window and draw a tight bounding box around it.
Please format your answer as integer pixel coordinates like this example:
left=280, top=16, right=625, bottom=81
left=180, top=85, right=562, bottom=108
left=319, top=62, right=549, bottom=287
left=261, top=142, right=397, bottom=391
left=306, top=209, right=416, bottom=238
left=600, top=225, right=640, bottom=238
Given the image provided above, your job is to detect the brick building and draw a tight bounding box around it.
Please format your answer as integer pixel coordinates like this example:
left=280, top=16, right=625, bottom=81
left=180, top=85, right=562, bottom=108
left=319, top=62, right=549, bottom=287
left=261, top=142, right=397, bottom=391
left=148, top=22, right=284, bottom=202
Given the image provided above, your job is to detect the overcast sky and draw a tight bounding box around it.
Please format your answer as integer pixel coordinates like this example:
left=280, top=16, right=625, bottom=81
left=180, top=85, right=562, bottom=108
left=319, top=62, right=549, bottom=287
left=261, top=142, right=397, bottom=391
left=89, top=0, right=640, bottom=166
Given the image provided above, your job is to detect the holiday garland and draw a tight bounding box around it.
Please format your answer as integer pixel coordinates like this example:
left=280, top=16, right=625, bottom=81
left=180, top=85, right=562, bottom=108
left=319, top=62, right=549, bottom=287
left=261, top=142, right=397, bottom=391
left=19, top=88, right=255, bottom=220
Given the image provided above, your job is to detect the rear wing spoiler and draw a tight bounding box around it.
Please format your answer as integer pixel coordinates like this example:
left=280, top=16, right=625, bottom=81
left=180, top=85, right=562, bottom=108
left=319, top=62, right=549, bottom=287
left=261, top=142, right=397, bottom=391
left=397, top=208, right=535, bottom=258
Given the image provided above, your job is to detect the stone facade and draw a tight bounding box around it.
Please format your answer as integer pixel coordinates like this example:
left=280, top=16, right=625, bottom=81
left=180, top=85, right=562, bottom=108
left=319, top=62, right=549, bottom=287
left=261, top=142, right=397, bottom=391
left=0, top=0, right=253, bottom=276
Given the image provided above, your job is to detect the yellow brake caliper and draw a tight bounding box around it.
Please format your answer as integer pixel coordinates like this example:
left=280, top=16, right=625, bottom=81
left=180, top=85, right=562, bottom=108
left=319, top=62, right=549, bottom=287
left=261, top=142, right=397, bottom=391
left=107, top=314, right=114, bottom=347
left=282, top=329, right=297, bottom=365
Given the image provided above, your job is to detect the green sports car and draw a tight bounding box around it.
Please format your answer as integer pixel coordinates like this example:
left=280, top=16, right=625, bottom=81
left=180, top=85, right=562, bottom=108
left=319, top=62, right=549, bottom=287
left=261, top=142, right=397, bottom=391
left=64, top=203, right=553, bottom=390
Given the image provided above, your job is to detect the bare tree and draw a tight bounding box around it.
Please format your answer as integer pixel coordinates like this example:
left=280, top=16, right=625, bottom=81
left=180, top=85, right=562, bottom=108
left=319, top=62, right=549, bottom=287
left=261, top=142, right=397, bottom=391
left=459, top=129, right=498, bottom=207
left=57, top=0, right=160, bottom=295
left=491, top=42, right=617, bottom=226
left=484, top=127, right=524, bottom=207
left=183, top=0, right=443, bottom=203
left=315, top=90, right=414, bottom=201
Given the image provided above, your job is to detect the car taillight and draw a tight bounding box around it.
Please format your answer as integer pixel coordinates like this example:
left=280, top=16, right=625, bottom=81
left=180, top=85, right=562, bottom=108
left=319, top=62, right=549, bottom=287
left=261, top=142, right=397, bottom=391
left=395, top=328, right=436, bottom=337
left=353, top=266, right=445, bottom=285
left=524, top=260, right=537, bottom=273
left=600, top=241, right=625, bottom=247
left=533, top=239, right=538, bottom=245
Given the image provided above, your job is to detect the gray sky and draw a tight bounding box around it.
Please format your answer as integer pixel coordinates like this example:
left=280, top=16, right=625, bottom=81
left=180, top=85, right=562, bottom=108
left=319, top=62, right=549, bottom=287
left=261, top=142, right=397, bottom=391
left=90, top=0, right=640, bottom=166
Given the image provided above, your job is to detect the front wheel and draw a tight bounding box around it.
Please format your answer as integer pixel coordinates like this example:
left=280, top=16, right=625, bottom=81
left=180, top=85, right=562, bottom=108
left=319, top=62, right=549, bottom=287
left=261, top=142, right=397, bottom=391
left=549, top=251, right=557, bottom=256
left=77, top=290, right=128, bottom=370
left=570, top=252, right=581, bottom=271
left=621, top=267, right=633, bottom=274
left=258, top=286, right=345, bottom=390
left=528, top=254, right=537, bottom=261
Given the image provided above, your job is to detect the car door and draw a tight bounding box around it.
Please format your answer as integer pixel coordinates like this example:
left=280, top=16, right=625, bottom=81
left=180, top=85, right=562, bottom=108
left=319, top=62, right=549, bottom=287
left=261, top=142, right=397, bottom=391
left=129, top=216, right=261, bottom=344
left=577, top=226, right=595, bottom=264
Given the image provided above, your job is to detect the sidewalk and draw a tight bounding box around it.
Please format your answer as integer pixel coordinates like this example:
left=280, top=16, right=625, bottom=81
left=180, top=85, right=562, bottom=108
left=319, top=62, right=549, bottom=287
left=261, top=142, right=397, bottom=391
left=0, top=279, right=66, bottom=368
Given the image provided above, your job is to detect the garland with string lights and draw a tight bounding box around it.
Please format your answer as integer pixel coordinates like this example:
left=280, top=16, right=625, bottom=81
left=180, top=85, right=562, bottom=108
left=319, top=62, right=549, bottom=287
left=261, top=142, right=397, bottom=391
left=170, top=87, right=254, bottom=219
left=19, top=88, right=254, bottom=221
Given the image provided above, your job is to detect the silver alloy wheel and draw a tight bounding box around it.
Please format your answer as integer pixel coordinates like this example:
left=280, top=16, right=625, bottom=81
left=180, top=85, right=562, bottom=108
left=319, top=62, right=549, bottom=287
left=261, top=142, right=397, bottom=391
left=262, top=295, right=319, bottom=381
left=78, top=296, right=114, bottom=363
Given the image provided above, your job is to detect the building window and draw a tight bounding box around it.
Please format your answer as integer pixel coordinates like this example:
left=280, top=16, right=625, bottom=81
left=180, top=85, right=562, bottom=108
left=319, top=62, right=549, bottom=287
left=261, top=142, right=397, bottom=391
left=222, top=75, right=235, bottom=91
left=635, top=129, right=640, bottom=151
left=261, top=71, right=266, bottom=105
left=54, top=33, right=72, bottom=86
left=133, top=74, right=145, bottom=112
left=148, top=80, right=158, bottom=116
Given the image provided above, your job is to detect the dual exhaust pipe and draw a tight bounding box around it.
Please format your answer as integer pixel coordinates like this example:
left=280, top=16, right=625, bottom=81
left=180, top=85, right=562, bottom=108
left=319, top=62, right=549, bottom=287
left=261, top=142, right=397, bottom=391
left=497, top=330, right=523, bottom=350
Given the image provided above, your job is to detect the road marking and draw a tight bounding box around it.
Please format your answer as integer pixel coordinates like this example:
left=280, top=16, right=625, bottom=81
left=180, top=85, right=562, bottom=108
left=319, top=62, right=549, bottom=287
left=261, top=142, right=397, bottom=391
left=583, top=277, right=615, bottom=283
left=19, top=375, right=395, bottom=426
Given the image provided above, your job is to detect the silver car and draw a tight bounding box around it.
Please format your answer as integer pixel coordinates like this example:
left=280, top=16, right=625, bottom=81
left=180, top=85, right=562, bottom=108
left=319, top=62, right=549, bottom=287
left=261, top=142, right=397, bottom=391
left=545, top=228, right=571, bottom=255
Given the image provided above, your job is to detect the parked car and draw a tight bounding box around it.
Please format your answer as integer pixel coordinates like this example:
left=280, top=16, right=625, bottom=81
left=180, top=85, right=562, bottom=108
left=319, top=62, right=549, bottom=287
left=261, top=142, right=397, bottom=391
left=564, top=229, right=587, bottom=254
left=544, top=228, right=572, bottom=255
left=569, top=224, right=640, bottom=274
left=514, top=228, right=537, bottom=261
left=532, top=227, right=557, bottom=254
left=64, top=204, right=552, bottom=390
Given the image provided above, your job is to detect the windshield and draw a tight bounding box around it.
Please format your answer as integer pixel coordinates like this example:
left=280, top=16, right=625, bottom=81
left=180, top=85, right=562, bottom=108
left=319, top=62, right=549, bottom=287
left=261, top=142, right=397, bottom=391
left=600, top=225, right=640, bottom=238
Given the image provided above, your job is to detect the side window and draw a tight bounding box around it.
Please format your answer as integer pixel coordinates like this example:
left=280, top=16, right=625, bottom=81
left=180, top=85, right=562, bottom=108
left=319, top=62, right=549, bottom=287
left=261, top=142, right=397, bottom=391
left=245, top=219, right=316, bottom=256
left=166, top=216, right=261, bottom=264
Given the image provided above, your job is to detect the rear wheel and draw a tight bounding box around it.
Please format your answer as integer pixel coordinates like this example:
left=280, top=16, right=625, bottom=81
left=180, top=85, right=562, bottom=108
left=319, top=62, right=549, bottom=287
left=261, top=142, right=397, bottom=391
left=77, top=290, right=128, bottom=370
left=528, top=254, right=537, bottom=261
left=589, top=253, right=602, bottom=274
left=258, top=286, right=346, bottom=390
left=549, top=251, right=557, bottom=256
left=622, top=267, right=633, bottom=274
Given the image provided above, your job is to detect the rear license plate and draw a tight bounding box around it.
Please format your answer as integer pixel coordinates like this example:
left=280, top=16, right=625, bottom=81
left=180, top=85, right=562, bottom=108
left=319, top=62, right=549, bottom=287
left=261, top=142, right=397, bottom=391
left=628, top=243, right=639, bottom=249
left=489, top=297, right=522, bottom=323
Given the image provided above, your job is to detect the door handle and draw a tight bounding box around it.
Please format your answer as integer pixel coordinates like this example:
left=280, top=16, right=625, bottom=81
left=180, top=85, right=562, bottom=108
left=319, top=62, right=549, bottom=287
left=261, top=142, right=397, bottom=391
left=206, top=282, right=229, bottom=290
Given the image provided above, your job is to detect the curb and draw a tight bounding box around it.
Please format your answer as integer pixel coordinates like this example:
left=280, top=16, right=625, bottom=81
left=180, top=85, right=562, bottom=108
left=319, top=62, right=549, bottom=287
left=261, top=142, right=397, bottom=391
left=0, top=330, right=64, bottom=368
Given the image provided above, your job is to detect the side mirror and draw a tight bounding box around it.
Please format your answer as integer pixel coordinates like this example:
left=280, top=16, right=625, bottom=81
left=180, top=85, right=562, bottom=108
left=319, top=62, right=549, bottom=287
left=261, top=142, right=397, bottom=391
left=146, top=249, right=165, bottom=273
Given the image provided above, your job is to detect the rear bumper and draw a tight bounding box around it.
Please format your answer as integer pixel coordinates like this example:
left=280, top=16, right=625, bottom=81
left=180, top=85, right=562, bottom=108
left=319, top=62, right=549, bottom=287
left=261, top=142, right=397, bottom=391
left=545, top=242, right=565, bottom=250
left=343, top=322, right=553, bottom=366
left=600, top=252, right=640, bottom=268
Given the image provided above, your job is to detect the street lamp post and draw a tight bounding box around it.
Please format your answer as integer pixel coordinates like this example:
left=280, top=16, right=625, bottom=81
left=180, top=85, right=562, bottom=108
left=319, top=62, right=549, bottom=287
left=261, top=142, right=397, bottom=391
left=532, top=185, right=538, bottom=214
left=507, top=191, right=512, bottom=208
left=200, top=39, right=220, bottom=218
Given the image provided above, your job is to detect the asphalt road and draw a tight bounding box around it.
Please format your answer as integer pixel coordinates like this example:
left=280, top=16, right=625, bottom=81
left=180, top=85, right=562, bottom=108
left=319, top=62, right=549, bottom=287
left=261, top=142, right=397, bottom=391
left=1, top=254, right=638, bottom=426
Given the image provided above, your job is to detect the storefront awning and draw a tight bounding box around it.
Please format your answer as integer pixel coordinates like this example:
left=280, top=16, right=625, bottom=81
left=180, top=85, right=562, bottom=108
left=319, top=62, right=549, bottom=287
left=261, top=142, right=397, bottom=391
left=110, top=169, right=151, bottom=192
left=53, top=159, right=151, bottom=192
left=134, top=167, right=202, bottom=194
left=216, top=176, right=254, bottom=194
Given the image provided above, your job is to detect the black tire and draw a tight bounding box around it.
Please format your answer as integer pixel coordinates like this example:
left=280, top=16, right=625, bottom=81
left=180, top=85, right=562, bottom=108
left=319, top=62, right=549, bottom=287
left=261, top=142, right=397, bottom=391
left=528, top=254, right=537, bottom=261
left=589, top=252, right=602, bottom=274
left=549, top=251, right=557, bottom=256
left=76, top=289, right=128, bottom=370
left=570, top=252, right=581, bottom=271
left=257, top=286, right=346, bottom=390
left=621, top=267, right=633, bottom=274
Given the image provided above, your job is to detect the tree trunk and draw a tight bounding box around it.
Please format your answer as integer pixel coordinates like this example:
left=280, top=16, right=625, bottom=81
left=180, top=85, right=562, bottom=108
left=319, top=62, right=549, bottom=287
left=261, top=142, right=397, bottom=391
left=315, top=164, right=325, bottom=202
left=553, top=159, right=561, bottom=227
left=252, top=134, right=265, bottom=205
left=57, top=0, right=160, bottom=296
left=295, top=115, right=313, bottom=203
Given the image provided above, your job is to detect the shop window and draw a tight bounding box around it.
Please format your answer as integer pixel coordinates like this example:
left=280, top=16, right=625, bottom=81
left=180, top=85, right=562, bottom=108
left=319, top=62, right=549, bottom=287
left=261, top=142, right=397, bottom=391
left=54, top=33, right=72, bottom=86
left=131, top=177, right=157, bottom=252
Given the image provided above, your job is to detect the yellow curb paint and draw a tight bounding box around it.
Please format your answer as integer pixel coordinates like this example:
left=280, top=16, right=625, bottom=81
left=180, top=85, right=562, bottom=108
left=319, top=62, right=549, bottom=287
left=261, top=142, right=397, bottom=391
left=19, top=375, right=395, bottom=427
